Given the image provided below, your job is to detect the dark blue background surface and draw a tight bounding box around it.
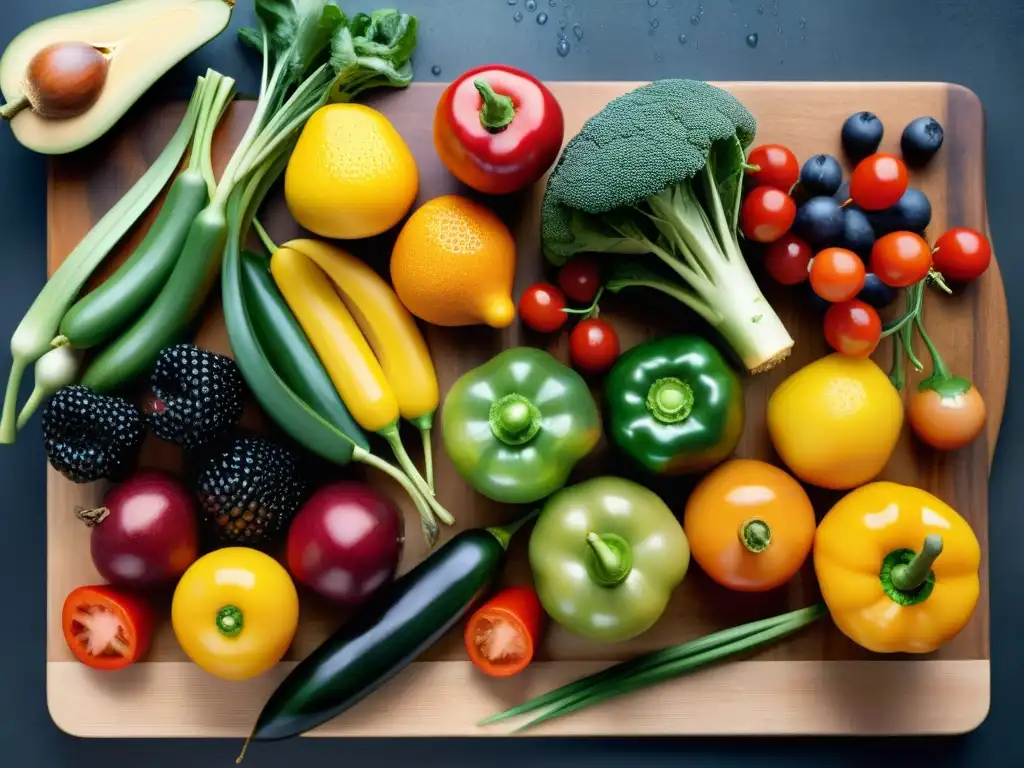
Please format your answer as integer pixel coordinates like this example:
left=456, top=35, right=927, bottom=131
left=2, top=1, right=1022, bottom=765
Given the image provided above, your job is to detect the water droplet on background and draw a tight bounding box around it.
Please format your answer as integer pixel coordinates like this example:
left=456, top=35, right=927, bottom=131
left=798, top=17, right=807, bottom=29
left=678, top=33, right=688, bottom=44
left=550, top=0, right=557, bottom=5
left=537, top=11, right=548, bottom=23
left=507, top=0, right=517, bottom=4
left=430, top=65, right=441, bottom=75
left=556, top=36, right=571, bottom=56
left=573, top=23, right=584, bottom=40
left=691, top=14, right=700, bottom=25
left=514, top=11, right=523, bottom=21
left=525, top=0, right=537, bottom=10
left=757, top=4, right=764, bottom=14
left=650, top=17, right=660, bottom=28
left=772, top=1, right=778, bottom=16
left=559, top=17, right=567, bottom=28
left=654, top=51, right=663, bottom=61
left=779, top=57, right=784, bottom=64
left=746, top=32, right=758, bottom=48
left=647, top=0, right=658, bottom=6
left=800, top=34, right=806, bottom=42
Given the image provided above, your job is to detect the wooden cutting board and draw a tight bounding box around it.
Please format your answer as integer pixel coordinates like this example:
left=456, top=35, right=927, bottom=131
left=45, top=82, right=1005, bottom=738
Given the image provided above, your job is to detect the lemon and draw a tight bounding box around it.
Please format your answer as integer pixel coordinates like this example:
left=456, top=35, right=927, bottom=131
left=284, top=104, right=418, bottom=240
left=767, top=354, right=904, bottom=490
left=390, top=195, right=516, bottom=328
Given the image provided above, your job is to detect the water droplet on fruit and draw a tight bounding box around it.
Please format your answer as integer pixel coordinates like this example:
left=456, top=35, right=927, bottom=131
left=573, top=23, right=584, bottom=39
left=556, top=36, right=571, bottom=56
left=746, top=32, right=759, bottom=47
left=537, top=11, right=548, bottom=23
left=430, top=65, right=441, bottom=76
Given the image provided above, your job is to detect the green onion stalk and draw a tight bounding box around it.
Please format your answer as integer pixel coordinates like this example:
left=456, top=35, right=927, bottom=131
left=479, top=603, right=827, bottom=733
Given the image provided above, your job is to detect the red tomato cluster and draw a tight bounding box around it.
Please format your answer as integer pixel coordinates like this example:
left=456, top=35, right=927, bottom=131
left=518, top=256, right=621, bottom=374
left=743, top=142, right=992, bottom=360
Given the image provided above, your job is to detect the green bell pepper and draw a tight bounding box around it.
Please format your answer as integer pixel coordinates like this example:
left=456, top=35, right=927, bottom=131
left=605, top=335, right=744, bottom=476
left=529, top=476, right=690, bottom=643
left=441, top=347, right=601, bottom=504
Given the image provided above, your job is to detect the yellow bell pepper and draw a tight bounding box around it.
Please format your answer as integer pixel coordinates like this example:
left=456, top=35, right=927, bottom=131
left=814, top=481, right=980, bottom=654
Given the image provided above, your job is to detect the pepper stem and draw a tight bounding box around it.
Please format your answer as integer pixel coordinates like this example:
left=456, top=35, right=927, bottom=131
left=488, top=393, right=541, bottom=445
left=474, top=79, right=516, bottom=132
left=739, top=518, right=772, bottom=554
left=216, top=605, right=244, bottom=637
left=890, top=535, right=943, bottom=592
left=646, top=377, right=694, bottom=424
left=586, top=532, right=633, bottom=587
left=487, top=508, right=541, bottom=550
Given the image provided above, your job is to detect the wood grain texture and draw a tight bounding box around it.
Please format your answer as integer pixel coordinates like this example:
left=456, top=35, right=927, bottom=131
left=45, top=82, right=1005, bottom=736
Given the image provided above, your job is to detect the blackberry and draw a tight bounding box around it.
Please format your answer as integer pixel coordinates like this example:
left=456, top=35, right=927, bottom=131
left=43, top=386, right=144, bottom=483
left=147, top=344, right=243, bottom=448
left=195, top=436, right=307, bottom=549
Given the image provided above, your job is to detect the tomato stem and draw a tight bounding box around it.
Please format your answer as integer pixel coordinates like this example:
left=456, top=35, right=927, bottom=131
left=739, top=518, right=772, bottom=553
left=562, top=286, right=604, bottom=319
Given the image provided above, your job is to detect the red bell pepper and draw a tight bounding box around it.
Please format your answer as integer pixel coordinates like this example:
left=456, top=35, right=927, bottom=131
left=434, top=65, right=564, bottom=195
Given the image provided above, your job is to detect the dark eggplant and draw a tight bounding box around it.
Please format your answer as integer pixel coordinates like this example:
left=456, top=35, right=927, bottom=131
left=244, top=514, right=535, bottom=745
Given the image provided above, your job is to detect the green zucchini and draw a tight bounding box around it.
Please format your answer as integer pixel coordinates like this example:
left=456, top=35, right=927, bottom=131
left=80, top=206, right=229, bottom=392
left=239, top=249, right=370, bottom=452
left=58, top=171, right=210, bottom=349
left=245, top=514, right=534, bottom=744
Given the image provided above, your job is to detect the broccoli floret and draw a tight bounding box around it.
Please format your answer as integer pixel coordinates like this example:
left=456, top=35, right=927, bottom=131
left=540, top=79, right=792, bottom=373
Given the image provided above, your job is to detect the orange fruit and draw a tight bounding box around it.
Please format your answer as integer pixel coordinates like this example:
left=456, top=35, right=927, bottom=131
left=285, top=104, right=418, bottom=240
left=390, top=195, right=517, bottom=328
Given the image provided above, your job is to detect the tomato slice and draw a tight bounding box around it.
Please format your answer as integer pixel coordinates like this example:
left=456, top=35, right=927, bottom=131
left=464, top=586, right=543, bottom=678
left=62, top=585, right=154, bottom=671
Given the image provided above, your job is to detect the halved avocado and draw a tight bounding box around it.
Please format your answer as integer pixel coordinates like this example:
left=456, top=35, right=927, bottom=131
left=0, top=0, right=233, bottom=155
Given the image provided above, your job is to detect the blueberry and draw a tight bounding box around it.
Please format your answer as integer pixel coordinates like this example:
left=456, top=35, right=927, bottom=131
left=857, top=272, right=898, bottom=309
left=901, top=116, right=944, bottom=166
left=793, top=196, right=845, bottom=247
left=833, top=179, right=851, bottom=204
left=840, top=207, right=876, bottom=255
left=801, top=280, right=832, bottom=313
left=866, top=188, right=932, bottom=235
left=841, top=111, right=884, bottom=161
left=799, top=154, right=843, bottom=197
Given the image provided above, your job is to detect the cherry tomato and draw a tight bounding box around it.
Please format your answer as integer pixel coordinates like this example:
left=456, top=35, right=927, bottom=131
left=849, top=153, right=909, bottom=210
left=908, top=384, right=986, bottom=451
left=823, top=299, right=882, bottom=357
left=557, top=257, right=602, bottom=304
left=869, top=231, right=932, bottom=287
left=741, top=186, right=797, bottom=243
left=464, top=586, right=544, bottom=678
left=932, top=227, right=992, bottom=283
left=518, top=283, right=568, bottom=333
left=570, top=318, right=620, bottom=373
left=808, top=247, right=866, bottom=302
left=62, top=585, right=154, bottom=671
left=746, top=144, right=800, bottom=191
left=764, top=233, right=813, bottom=285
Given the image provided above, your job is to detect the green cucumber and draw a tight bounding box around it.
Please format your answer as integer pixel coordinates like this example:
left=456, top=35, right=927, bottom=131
left=58, top=171, right=209, bottom=349
left=80, top=206, right=229, bottom=392
left=239, top=250, right=370, bottom=452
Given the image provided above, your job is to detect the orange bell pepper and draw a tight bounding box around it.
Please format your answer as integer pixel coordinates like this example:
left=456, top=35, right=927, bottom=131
left=813, top=481, right=981, bottom=653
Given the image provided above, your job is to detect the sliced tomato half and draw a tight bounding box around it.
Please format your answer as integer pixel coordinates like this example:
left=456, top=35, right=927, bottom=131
left=61, top=585, right=154, bottom=671
left=464, top=586, right=543, bottom=678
